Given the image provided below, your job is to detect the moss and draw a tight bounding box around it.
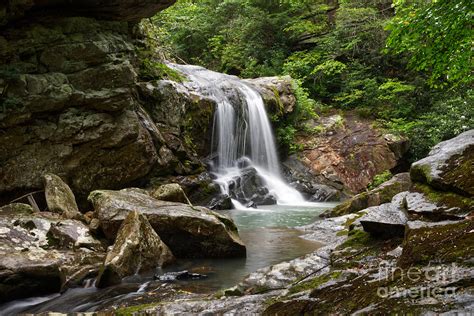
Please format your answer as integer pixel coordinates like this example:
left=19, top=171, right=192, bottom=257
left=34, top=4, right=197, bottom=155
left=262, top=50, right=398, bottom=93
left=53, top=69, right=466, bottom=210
left=115, top=303, right=160, bottom=316
left=288, top=275, right=330, bottom=294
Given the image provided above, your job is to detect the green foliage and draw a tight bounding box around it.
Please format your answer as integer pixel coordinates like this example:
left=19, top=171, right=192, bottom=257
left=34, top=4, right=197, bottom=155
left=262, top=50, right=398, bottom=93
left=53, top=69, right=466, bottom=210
left=368, top=170, right=392, bottom=190
left=154, top=0, right=471, bottom=163
left=140, top=58, right=184, bottom=82
left=385, top=0, right=472, bottom=87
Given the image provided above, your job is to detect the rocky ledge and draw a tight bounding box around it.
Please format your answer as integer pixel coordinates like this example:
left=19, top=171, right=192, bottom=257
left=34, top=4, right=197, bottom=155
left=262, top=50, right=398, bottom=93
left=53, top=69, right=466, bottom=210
left=0, top=173, right=246, bottom=303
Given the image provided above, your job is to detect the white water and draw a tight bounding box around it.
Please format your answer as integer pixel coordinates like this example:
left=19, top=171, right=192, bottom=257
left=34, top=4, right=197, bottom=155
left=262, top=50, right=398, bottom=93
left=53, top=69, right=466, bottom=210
left=169, top=64, right=306, bottom=207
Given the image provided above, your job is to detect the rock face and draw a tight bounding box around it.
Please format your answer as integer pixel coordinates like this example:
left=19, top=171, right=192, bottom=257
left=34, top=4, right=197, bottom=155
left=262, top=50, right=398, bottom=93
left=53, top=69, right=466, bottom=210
left=43, top=173, right=82, bottom=220
left=411, top=129, right=474, bottom=196
left=88, top=189, right=246, bottom=258
left=150, top=183, right=190, bottom=204
left=0, top=212, right=105, bottom=302
left=326, top=172, right=411, bottom=217
left=96, top=211, right=175, bottom=288
left=284, top=112, right=409, bottom=196
left=1, top=0, right=177, bottom=25
left=0, top=16, right=158, bottom=203
left=0, top=3, right=213, bottom=206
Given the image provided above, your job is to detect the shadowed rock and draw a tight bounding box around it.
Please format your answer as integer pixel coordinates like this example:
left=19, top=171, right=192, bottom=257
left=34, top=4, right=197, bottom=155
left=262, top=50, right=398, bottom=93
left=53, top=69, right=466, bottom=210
left=96, top=211, right=175, bottom=288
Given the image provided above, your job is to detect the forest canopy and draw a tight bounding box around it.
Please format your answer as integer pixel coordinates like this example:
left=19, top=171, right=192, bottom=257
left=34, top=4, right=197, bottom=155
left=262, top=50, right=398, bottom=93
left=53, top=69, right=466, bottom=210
left=150, top=0, right=473, bottom=161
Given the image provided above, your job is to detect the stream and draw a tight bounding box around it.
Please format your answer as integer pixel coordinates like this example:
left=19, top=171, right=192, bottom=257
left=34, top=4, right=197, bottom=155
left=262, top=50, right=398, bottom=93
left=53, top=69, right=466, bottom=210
left=1, top=203, right=337, bottom=314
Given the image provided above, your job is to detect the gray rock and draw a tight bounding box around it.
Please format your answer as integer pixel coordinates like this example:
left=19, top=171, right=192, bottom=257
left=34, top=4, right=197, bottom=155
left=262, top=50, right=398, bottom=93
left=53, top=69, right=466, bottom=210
left=47, top=220, right=103, bottom=250
left=208, top=194, right=233, bottom=210
left=309, top=184, right=341, bottom=202
left=43, top=173, right=82, bottom=220
left=96, top=211, right=175, bottom=288
left=403, top=191, right=471, bottom=220
left=411, top=129, right=474, bottom=196
left=88, top=189, right=246, bottom=258
left=0, top=213, right=104, bottom=302
left=359, top=192, right=409, bottom=238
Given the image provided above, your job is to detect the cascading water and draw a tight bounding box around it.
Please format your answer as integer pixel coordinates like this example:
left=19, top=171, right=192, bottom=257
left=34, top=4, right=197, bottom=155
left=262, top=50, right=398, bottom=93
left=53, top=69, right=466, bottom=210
left=169, top=64, right=306, bottom=208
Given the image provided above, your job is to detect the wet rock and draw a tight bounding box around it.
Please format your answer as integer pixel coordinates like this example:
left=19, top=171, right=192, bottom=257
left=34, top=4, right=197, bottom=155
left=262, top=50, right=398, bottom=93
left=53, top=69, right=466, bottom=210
left=326, top=172, right=411, bottom=217
left=250, top=193, right=277, bottom=206
left=155, top=270, right=208, bottom=282
left=246, top=201, right=258, bottom=209
left=150, top=183, right=190, bottom=204
left=96, top=211, right=175, bottom=288
left=309, top=184, right=341, bottom=202
left=245, top=76, right=296, bottom=116
left=410, top=129, right=474, bottom=196
left=208, top=194, right=233, bottom=210
left=359, top=192, right=408, bottom=238
left=399, top=219, right=474, bottom=267
left=43, top=174, right=82, bottom=220
left=0, top=213, right=104, bottom=302
left=88, top=189, right=246, bottom=258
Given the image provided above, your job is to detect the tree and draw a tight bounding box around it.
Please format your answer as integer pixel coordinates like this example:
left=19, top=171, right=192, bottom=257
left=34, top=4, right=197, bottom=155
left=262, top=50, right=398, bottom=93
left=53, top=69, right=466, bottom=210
left=385, top=0, right=472, bottom=88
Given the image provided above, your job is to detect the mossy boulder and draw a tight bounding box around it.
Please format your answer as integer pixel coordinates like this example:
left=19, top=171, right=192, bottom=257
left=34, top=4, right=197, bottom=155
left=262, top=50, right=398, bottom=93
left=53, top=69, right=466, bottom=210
left=399, top=220, right=474, bottom=268
left=404, top=186, right=473, bottom=221
left=410, top=129, right=474, bottom=196
left=88, top=189, right=246, bottom=258
left=96, top=211, right=175, bottom=288
left=325, top=172, right=411, bottom=217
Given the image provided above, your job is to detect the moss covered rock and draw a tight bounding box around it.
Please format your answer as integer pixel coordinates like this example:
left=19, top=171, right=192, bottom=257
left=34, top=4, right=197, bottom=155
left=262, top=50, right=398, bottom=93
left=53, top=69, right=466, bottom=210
left=410, top=129, right=474, bottom=196
left=399, top=220, right=474, bottom=268
left=326, top=172, right=411, bottom=217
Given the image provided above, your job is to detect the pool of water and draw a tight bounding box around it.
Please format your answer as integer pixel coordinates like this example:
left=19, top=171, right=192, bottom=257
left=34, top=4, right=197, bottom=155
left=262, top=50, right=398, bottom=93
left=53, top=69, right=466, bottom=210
left=1, top=202, right=337, bottom=314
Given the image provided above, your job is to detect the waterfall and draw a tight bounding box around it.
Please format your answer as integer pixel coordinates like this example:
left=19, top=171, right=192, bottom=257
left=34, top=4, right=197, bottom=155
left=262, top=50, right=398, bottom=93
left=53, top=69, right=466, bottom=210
left=169, top=64, right=306, bottom=208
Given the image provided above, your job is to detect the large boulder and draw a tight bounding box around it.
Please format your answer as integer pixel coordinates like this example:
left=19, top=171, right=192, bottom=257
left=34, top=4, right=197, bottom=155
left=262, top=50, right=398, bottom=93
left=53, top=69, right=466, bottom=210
left=96, top=211, right=175, bottom=288
left=43, top=173, right=82, bottom=220
left=359, top=192, right=408, bottom=238
left=325, top=173, right=411, bottom=217
left=0, top=212, right=105, bottom=302
left=88, top=189, right=246, bottom=258
left=398, top=219, right=474, bottom=268
left=411, top=129, right=474, bottom=196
